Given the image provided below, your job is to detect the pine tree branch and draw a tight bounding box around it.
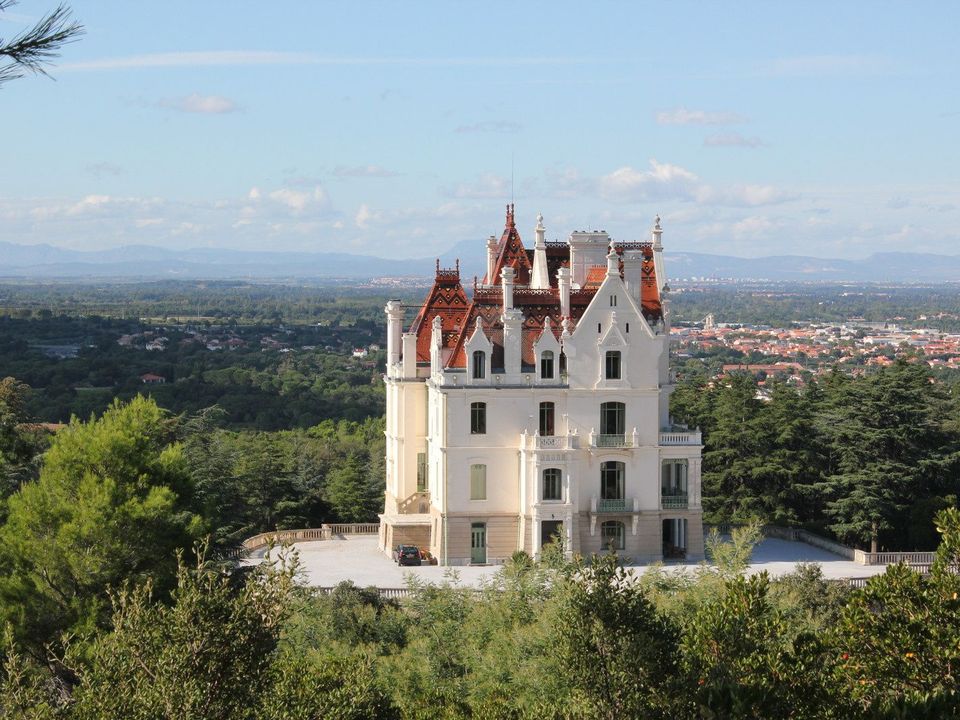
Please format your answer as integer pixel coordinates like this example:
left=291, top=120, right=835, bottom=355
left=0, top=2, right=84, bottom=86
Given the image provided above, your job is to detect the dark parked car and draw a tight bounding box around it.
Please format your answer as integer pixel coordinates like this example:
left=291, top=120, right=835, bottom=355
left=393, top=544, right=422, bottom=566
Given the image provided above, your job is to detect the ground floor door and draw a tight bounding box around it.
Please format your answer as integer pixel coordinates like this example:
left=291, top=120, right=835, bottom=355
left=540, top=520, right=564, bottom=550
left=471, top=522, right=487, bottom=564
left=662, top=518, right=688, bottom=560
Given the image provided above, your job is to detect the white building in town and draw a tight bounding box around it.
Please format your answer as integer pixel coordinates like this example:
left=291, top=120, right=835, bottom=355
left=378, top=206, right=703, bottom=565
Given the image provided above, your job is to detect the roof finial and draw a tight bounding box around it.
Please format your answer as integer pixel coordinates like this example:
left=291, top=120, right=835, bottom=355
left=436, top=258, right=440, bottom=273
left=655, top=214, right=661, bottom=231
left=455, top=258, right=460, bottom=273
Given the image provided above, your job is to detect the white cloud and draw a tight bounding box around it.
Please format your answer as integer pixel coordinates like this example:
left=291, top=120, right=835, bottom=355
left=598, top=160, right=796, bottom=208
left=599, top=161, right=700, bottom=202
left=442, top=174, right=510, bottom=199
left=731, top=215, right=777, bottom=240
left=704, top=132, right=764, bottom=148
left=655, top=108, right=746, bottom=126
left=160, top=93, right=239, bottom=114
left=332, top=165, right=399, bottom=178
left=247, top=187, right=261, bottom=201
left=355, top=204, right=375, bottom=229
left=68, top=194, right=114, bottom=215
left=267, top=186, right=328, bottom=212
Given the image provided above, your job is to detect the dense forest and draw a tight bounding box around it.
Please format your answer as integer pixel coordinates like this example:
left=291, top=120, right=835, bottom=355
left=671, top=359, right=960, bottom=551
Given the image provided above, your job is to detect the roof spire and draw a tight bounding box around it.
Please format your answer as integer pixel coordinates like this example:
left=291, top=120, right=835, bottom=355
left=530, top=211, right=549, bottom=289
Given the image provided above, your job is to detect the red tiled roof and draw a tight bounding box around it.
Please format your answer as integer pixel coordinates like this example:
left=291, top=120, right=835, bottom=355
left=409, top=262, right=470, bottom=362
left=583, top=266, right=606, bottom=289
left=413, top=209, right=665, bottom=370
left=483, top=204, right=532, bottom=286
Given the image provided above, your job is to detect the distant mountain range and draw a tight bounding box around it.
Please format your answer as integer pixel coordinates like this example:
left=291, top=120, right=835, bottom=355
left=1, top=240, right=958, bottom=283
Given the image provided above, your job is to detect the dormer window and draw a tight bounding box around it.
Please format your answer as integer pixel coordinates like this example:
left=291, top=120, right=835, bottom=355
left=472, top=350, right=486, bottom=379
left=605, top=350, right=621, bottom=380
left=540, top=350, right=554, bottom=379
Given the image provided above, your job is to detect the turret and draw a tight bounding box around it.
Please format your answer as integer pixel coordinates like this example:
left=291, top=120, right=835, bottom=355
left=652, top=215, right=666, bottom=293
left=485, top=235, right=497, bottom=286
left=530, top=213, right=549, bottom=289
left=557, top=265, right=571, bottom=318
left=385, top=300, right=403, bottom=368
left=605, top=244, right=619, bottom=277
left=501, top=265, right=515, bottom=311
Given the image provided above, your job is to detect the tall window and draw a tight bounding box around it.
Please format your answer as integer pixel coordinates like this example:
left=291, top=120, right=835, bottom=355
left=600, top=461, right=625, bottom=500
left=661, top=460, right=688, bottom=496
left=539, top=401, right=555, bottom=436
left=543, top=468, right=562, bottom=501
left=470, top=464, right=487, bottom=500
left=470, top=401, right=486, bottom=434
left=472, top=350, right=485, bottom=379
left=601, top=520, right=625, bottom=551
left=605, top=350, right=622, bottom=380
left=600, top=402, right=625, bottom=436
left=416, top=452, right=427, bottom=492
left=540, top=350, right=554, bottom=379
left=470, top=403, right=487, bottom=435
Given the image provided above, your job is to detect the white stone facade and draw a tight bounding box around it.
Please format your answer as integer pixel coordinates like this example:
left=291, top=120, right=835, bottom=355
left=378, top=207, right=703, bottom=565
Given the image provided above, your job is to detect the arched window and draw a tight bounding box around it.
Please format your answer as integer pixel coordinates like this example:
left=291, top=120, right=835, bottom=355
left=540, top=350, right=554, bottom=379
left=605, top=350, right=621, bottom=380
left=539, top=401, right=555, bottom=436
left=543, top=468, right=562, bottom=501
left=601, top=520, right=625, bottom=551
left=470, top=402, right=486, bottom=434
left=599, top=401, right=625, bottom=436
left=472, top=350, right=486, bottom=379
left=600, top=461, right=624, bottom=500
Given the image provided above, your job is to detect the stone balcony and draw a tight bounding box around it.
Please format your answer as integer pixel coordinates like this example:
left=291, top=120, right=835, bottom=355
left=658, top=430, right=702, bottom=446
left=590, top=496, right=639, bottom=513
left=520, top=432, right=580, bottom=451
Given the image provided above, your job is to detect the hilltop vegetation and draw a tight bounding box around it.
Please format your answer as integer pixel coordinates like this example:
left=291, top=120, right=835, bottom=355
left=2, top=517, right=960, bottom=719
left=672, top=359, right=960, bottom=551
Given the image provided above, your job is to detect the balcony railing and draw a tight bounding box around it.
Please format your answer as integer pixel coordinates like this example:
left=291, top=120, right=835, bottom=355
left=661, top=494, right=688, bottom=510
left=594, top=433, right=631, bottom=448
left=659, top=430, right=702, bottom=446
left=596, top=498, right=630, bottom=513
left=521, top=433, right=580, bottom=451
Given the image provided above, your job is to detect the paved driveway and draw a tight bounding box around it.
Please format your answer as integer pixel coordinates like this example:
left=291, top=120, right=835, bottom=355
left=252, top=535, right=888, bottom=588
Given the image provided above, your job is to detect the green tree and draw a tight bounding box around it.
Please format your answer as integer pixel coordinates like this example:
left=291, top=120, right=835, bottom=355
left=68, top=547, right=294, bottom=720
left=818, top=360, right=954, bottom=550
left=0, top=377, right=44, bottom=502
left=0, top=396, right=203, bottom=656
left=683, top=572, right=847, bottom=719
left=325, top=451, right=380, bottom=523
left=546, top=553, right=684, bottom=720
left=836, top=508, right=960, bottom=717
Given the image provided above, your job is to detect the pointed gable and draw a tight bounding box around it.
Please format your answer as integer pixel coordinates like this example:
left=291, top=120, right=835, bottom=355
left=409, top=261, right=469, bottom=362
left=484, top=203, right=532, bottom=286
left=613, top=242, right=663, bottom=325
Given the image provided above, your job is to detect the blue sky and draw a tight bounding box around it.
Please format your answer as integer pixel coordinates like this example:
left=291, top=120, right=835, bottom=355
left=1, top=1, right=958, bottom=259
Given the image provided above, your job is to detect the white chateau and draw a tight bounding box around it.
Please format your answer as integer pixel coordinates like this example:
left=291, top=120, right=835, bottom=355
left=378, top=206, right=703, bottom=565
